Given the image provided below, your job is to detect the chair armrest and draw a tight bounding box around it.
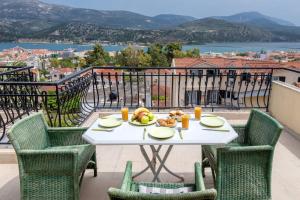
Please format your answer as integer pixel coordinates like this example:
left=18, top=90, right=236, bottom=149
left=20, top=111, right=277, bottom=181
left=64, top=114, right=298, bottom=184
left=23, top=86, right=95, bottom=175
left=231, top=124, right=247, bottom=144
left=121, top=161, right=133, bottom=191
left=18, top=149, right=78, bottom=174
left=194, top=162, right=206, bottom=191
left=218, top=145, right=273, bottom=153
left=47, top=127, right=88, bottom=146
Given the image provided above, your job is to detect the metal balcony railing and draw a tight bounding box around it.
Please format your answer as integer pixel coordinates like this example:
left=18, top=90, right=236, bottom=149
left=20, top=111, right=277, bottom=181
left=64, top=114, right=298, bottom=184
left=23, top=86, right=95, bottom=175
left=0, top=65, right=299, bottom=143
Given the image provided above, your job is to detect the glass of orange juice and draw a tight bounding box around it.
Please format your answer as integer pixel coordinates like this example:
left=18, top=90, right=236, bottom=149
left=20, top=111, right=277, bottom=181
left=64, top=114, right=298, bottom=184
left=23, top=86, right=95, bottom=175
left=182, top=114, right=190, bottom=129
left=194, top=107, right=202, bottom=120
left=121, top=107, right=129, bottom=121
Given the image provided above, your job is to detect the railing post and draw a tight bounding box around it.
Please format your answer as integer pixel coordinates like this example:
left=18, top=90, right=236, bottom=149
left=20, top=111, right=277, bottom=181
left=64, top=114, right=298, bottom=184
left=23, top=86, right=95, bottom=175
left=266, top=69, right=273, bottom=112
left=92, top=68, right=96, bottom=111
left=55, top=84, right=62, bottom=127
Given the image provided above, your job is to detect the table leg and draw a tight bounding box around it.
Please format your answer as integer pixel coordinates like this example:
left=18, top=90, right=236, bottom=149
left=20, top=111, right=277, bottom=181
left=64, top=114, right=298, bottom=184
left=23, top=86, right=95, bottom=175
left=132, top=145, right=161, bottom=182
left=150, top=145, right=184, bottom=182
left=133, top=145, right=184, bottom=182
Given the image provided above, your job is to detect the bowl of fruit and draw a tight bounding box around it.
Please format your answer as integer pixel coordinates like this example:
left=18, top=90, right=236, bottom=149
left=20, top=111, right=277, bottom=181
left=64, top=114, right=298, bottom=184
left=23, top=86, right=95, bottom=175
left=169, top=110, right=185, bottom=122
left=129, top=108, right=156, bottom=126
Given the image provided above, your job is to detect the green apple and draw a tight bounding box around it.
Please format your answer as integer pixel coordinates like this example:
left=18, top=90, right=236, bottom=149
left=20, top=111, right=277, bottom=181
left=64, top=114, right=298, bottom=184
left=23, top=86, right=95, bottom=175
left=148, top=113, right=154, bottom=121
left=141, top=116, right=150, bottom=124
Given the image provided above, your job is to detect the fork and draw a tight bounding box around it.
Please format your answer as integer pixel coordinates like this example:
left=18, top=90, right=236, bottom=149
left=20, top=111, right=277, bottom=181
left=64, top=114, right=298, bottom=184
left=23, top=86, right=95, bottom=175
left=143, top=128, right=147, bottom=140
left=177, top=127, right=183, bottom=140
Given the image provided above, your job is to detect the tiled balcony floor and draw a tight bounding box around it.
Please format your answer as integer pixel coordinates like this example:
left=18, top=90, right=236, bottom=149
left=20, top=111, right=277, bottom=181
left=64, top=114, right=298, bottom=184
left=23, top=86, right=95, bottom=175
left=1, top=112, right=300, bottom=200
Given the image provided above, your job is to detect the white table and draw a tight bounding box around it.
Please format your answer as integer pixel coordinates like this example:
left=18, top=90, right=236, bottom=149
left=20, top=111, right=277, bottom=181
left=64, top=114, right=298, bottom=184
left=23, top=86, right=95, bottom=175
left=82, top=114, right=238, bottom=182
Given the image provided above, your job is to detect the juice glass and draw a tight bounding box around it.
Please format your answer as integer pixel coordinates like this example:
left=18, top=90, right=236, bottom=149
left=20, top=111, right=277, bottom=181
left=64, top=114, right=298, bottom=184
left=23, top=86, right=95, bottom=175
left=182, top=114, right=190, bottom=129
left=121, top=107, right=129, bottom=121
left=194, top=107, right=202, bottom=120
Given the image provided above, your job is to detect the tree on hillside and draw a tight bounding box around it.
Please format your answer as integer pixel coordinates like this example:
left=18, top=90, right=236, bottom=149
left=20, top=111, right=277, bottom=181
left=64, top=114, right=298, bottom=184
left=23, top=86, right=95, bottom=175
left=147, top=44, right=169, bottom=67
left=85, top=44, right=110, bottom=67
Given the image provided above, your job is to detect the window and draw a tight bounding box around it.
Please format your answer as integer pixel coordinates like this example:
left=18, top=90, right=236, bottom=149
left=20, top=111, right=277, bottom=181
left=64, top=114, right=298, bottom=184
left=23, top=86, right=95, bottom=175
left=185, top=91, right=201, bottom=105
left=206, top=69, right=219, bottom=77
left=298, top=77, right=300, bottom=82
left=190, top=69, right=203, bottom=76
left=279, top=76, right=286, bottom=82
left=241, top=73, right=251, bottom=81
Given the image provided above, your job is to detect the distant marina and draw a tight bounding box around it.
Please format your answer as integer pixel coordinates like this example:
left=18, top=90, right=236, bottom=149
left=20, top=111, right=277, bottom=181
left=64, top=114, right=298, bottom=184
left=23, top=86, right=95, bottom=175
left=0, top=42, right=300, bottom=53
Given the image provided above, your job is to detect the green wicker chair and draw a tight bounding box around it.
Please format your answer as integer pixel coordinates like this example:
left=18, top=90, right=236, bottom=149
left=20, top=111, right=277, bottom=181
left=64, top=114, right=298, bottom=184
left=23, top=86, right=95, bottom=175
left=202, top=109, right=283, bottom=200
left=108, top=161, right=217, bottom=200
left=8, top=112, right=97, bottom=200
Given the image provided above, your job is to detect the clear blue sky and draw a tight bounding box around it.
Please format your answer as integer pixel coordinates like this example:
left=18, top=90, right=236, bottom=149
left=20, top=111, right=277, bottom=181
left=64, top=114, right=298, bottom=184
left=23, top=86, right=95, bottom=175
left=43, top=0, right=300, bottom=25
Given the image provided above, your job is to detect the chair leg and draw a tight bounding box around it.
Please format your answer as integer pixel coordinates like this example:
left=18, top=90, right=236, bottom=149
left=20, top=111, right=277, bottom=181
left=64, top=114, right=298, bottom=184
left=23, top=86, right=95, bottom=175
left=92, top=152, right=97, bottom=177
left=79, top=170, right=86, bottom=187
left=202, top=150, right=208, bottom=177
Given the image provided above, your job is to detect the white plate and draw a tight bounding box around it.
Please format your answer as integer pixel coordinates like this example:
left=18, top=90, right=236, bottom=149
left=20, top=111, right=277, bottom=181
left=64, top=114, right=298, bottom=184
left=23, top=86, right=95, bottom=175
left=99, top=118, right=123, bottom=128
left=148, top=127, right=175, bottom=139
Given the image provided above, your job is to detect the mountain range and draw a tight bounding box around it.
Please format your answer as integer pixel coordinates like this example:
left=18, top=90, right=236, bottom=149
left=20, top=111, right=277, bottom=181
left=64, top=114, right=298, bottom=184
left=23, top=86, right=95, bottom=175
left=1, top=0, right=300, bottom=43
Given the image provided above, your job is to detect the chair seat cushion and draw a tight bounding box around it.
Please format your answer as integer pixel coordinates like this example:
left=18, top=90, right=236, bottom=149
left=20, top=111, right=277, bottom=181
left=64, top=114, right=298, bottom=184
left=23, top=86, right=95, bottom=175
left=139, top=185, right=193, bottom=194
left=131, top=182, right=195, bottom=193
left=47, top=144, right=95, bottom=172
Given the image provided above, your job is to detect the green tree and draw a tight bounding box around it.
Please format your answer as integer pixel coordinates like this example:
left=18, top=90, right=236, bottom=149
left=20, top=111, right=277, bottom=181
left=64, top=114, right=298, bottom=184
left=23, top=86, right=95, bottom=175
left=186, top=48, right=200, bottom=58
left=164, top=42, right=183, bottom=63
left=85, top=44, right=110, bottom=67
left=49, top=58, right=60, bottom=68
left=12, top=61, right=27, bottom=67
left=116, top=46, right=151, bottom=68
left=147, top=44, right=169, bottom=67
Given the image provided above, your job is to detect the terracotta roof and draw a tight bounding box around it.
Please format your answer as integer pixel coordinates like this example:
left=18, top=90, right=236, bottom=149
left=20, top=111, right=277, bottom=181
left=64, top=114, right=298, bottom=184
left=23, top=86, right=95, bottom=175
left=173, top=58, right=202, bottom=67
left=283, top=62, right=300, bottom=70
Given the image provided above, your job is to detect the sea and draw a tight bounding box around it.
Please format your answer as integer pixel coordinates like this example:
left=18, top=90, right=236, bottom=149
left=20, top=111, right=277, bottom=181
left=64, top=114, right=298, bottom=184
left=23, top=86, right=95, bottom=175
left=0, top=42, right=300, bottom=53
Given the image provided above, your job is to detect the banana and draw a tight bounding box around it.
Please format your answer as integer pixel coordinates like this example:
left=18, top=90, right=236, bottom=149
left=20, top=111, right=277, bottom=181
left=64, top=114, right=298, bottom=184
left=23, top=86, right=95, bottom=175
left=133, top=107, right=150, bottom=116
left=132, top=107, right=150, bottom=121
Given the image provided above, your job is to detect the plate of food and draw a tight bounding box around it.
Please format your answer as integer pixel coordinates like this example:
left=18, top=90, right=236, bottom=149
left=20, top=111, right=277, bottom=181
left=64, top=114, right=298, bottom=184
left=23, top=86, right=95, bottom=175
left=169, top=110, right=185, bottom=121
left=156, top=118, right=177, bottom=128
left=148, top=127, right=175, bottom=139
left=129, top=107, right=157, bottom=126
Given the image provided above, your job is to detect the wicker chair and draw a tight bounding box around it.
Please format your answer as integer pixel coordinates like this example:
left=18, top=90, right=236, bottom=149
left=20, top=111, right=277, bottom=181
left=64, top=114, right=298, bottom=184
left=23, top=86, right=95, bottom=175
left=108, top=161, right=217, bottom=200
left=8, top=112, right=97, bottom=200
left=202, top=109, right=283, bottom=200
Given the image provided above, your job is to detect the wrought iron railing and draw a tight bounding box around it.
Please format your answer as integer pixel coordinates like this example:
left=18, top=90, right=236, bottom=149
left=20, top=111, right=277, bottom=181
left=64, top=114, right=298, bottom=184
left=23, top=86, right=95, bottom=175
left=0, top=66, right=94, bottom=143
left=1, top=65, right=300, bottom=143
left=93, top=67, right=274, bottom=111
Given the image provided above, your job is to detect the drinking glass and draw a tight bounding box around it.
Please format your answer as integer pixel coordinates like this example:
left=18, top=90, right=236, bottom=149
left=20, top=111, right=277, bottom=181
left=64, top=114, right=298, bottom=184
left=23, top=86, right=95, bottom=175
left=121, top=107, right=129, bottom=121
left=194, top=107, right=202, bottom=120
left=182, top=114, right=190, bottom=129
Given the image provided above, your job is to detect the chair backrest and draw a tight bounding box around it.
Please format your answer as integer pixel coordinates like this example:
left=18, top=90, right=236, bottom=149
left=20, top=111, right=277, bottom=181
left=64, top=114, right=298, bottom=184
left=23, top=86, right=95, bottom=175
left=8, top=112, right=49, bottom=151
left=245, top=109, right=283, bottom=147
left=108, top=188, right=217, bottom=200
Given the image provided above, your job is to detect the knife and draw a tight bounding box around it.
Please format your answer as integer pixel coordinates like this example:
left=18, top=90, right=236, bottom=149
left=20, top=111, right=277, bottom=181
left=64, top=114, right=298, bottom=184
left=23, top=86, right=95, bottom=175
left=92, top=128, right=113, bottom=132
left=202, top=128, right=229, bottom=132
left=178, top=127, right=183, bottom=140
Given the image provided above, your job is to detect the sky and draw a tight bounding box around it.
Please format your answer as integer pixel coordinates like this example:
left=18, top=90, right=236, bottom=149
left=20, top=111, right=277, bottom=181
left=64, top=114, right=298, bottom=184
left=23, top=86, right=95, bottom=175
left=43, top=0, right=300, bottom=25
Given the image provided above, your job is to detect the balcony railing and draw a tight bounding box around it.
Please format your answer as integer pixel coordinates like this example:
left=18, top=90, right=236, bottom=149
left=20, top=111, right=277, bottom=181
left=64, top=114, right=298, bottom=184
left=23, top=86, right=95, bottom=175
left=0, top=66, right=299, bottom=143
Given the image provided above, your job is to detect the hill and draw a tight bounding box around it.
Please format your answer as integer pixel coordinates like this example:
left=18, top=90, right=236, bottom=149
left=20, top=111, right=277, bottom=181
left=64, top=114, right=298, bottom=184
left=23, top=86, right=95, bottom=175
left=214, top=12, right=295, bottom=27
left=1, top=0, right=300, bottom=43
